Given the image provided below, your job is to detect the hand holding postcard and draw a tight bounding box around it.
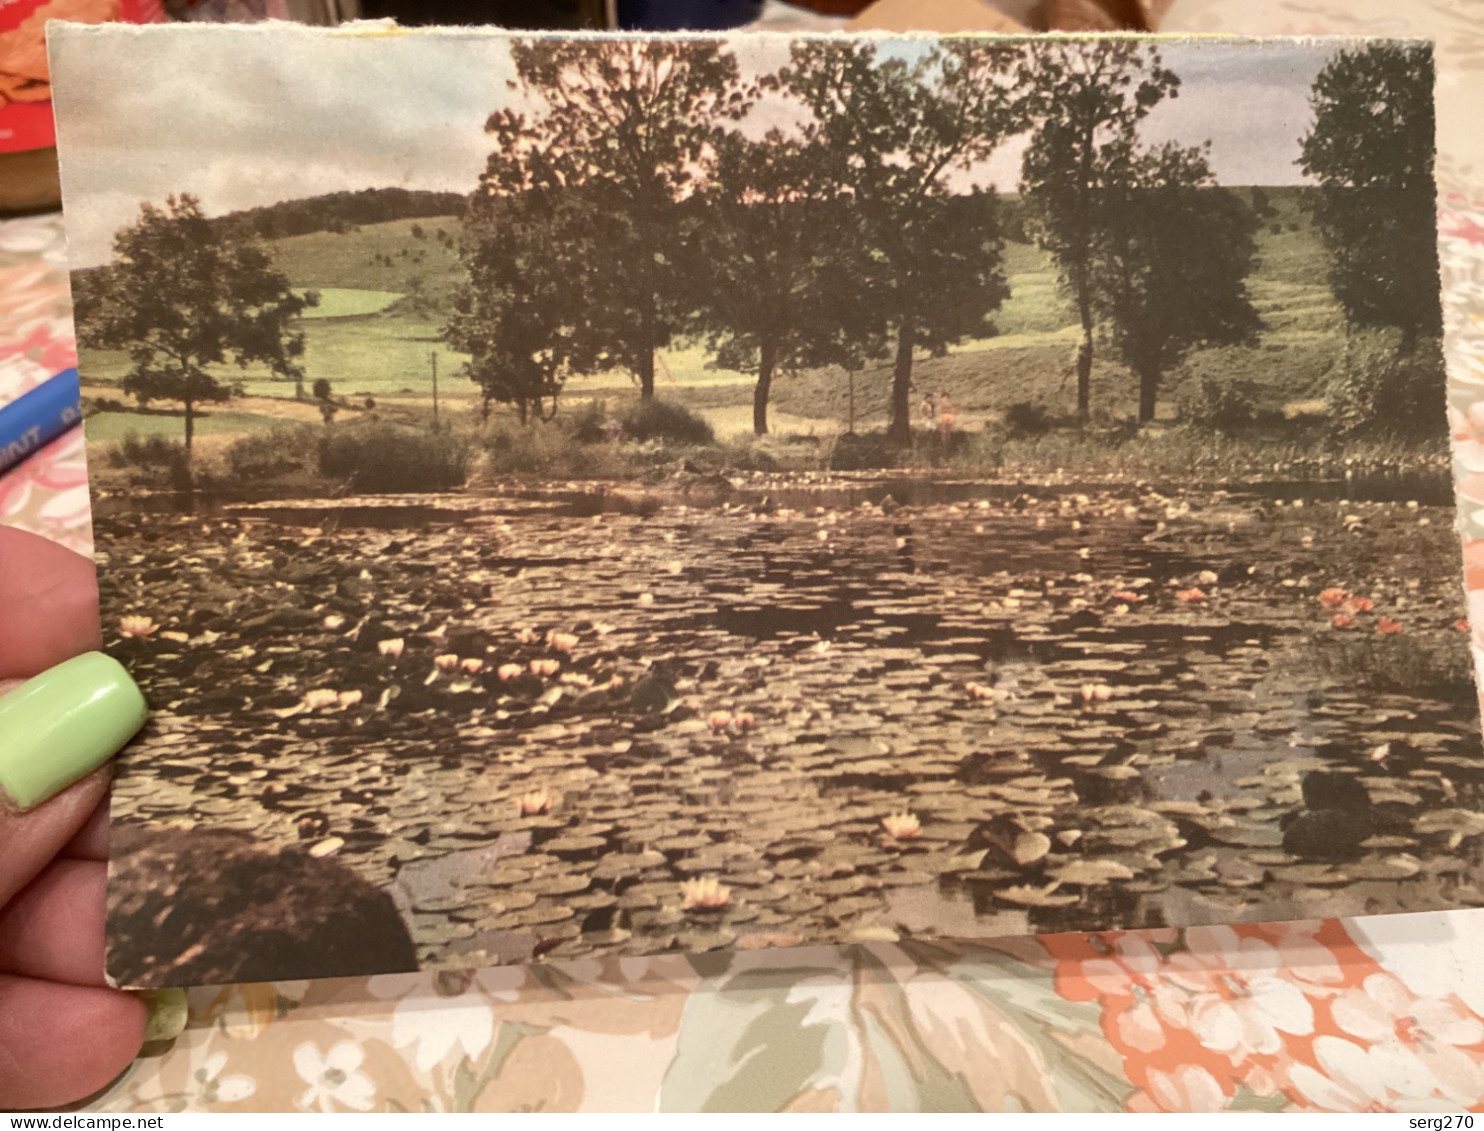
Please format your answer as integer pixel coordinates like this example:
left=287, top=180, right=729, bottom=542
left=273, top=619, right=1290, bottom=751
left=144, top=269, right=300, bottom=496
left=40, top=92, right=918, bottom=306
left=46, top=22, right=1473, bottom=988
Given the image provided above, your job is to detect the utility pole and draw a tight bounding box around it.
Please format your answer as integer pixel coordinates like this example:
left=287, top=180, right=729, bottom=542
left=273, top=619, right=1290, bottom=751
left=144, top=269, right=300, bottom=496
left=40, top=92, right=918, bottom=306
left=431, top=349, right=439, bottom=423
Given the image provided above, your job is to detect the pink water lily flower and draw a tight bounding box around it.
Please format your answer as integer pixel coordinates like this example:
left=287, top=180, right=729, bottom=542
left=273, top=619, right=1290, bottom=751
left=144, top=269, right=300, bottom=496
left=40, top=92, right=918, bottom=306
left=119, top=615, right=158, bottom=638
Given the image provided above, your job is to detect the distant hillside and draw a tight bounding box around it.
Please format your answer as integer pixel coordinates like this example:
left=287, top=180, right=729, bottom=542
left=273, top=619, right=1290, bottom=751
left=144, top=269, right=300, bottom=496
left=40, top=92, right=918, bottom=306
left=211, top=187, right=467, bottom=243
left=264, top=216, right=465, bottom=301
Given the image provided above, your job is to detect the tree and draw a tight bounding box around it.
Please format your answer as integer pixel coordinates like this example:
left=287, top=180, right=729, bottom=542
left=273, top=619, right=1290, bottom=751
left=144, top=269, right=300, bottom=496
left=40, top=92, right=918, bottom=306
left=77, top=194, right=316, bottom=452
left=693, top=130, right=882, bottom=435
left=1092, top=143, right=1262, bottom=423
left=312, top=377, right=338, bottom=425
left=1298, top=43, right=1440, bottom=350
left=448, top=174, right=590, bottom=424
left=1019, top=42, right=1178, bottom=420
left=774, top=41, right=1021, bottom=443
left=481, top=39, right=751, bottom=399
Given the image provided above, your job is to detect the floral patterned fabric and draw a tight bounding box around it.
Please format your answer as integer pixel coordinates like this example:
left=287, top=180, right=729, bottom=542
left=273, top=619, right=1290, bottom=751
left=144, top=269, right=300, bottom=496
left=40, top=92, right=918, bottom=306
left=5, top=0, right=1484, bottom=1111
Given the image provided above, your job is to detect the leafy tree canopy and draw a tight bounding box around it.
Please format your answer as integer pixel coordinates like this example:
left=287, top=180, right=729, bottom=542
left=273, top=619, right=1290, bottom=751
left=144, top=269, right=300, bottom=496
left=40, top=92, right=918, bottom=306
left=694, top=128, right=885, bottom=435
left=77, top=193, right=316, bottom=451
left=1019, top=41, right=1179, bottom=418
left=449, top=169, right=595, bottom=424
left=774, top=40, right=1021, bottom=441
left=1298, top=42, right=1441, bottom=346
left=480, top=39, right=751, bottom=398
left=1092, top=143, right=1262, bottom=422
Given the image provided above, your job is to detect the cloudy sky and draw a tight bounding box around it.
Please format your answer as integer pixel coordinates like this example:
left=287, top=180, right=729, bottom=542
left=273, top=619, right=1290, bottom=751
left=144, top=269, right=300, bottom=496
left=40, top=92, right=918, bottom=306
left=51, top=23, right=1341, bottom=267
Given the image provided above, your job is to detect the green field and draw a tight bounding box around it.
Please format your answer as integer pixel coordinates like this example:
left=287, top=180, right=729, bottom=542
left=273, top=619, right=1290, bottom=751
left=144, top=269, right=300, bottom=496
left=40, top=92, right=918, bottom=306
left=296, top=287, right=403, bottom=319
left=80, top=186, right=1348, bottom=450
left=86, top=410, right=286, bottom=442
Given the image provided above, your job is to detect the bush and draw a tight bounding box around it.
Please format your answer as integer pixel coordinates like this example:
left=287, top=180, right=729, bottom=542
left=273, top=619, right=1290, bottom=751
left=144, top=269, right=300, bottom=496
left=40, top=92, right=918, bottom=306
left=1003, top=401, right=1053, bottom=437
left=110, top=433, right=184, bottom=470
left=108, top=433, right=192, bottom=489
left=620, top=398, right=714, bottom=445
left=826, top=431, right=904, bottom=471
left=571, top=399, right=614, bottom=445
left=1327, top=332, right=1447, bottom=442
left=224, top=426, right=315, bottom=481
left=484, top=419, right=647, bottom=479
left=318, top=422, right=471, bottom=492
left=1178, top=376, right=1257, bottom=436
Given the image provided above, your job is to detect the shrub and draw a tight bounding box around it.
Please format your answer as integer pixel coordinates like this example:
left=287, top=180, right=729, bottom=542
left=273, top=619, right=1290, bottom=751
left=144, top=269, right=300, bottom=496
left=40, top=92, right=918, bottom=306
left=110, top=433, right=184, bottom=469
left=620, top=398, right=714, bottom=445
left=571, top=399, right=613, bottom=445
left=108, top=433, right=192, bottom=489
left=1306, top=631, right=1473, bottom=699
left=1327, top=332, right=1446, bottom=442
left=484, top=419, right=646, bottom=479
left=224, top=426, right=315, bottom=481
left=826, top=431, right=903, bottom=471
left=1003, top=401, right=1052, bottom=437
left=318, top=422, right=470, bottom=492
left=1178, top=376, right=1257, bottom=436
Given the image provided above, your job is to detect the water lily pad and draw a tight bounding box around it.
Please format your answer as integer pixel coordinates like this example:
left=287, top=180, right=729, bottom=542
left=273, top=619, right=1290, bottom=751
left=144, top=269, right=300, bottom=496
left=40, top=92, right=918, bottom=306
left=996, top=883, right=1079, bottom=908
left=1055, top=859, right=1136, bottom=885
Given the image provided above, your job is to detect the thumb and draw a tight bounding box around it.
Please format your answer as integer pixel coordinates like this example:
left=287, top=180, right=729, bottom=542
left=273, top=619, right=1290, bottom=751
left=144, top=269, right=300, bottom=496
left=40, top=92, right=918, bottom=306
left=0, top=653, right=147, bottom=907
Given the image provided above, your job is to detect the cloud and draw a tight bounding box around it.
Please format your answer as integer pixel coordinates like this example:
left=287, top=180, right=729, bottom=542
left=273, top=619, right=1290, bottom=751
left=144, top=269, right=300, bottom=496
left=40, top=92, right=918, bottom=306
left=49, top=26, right=1343, bottom=265
left=1141, top=41, right=1336, bottom=185
left=52, top=23, right=519, bottom=263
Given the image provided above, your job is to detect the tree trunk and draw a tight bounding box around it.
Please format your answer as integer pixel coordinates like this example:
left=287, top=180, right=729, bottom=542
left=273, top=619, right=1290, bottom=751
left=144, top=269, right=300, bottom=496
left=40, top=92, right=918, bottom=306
left=753, top=336, right=776, bottom=436
left=639, top=295, right=656, bottom=400
left=1075, top=287, right=1094, bottom=421
left=518, top=398, right=528, bottom=425
left=184, top=397, right=195, bottom=453
left=886, top=320, right=915, bottom=445
left=1399, top=320, right=1419, bottom=356
left=1138, top=365, right=1159, bottom=424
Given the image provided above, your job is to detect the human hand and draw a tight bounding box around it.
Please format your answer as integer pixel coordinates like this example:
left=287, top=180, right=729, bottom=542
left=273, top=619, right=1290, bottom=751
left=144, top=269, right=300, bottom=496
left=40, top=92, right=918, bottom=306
left=0, top=525, right=150, bottom=1110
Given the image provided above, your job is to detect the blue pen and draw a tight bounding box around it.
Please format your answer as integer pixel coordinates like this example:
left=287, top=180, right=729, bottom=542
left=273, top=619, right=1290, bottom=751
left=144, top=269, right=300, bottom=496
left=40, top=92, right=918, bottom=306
left=0, top=368, right=83, bottom=476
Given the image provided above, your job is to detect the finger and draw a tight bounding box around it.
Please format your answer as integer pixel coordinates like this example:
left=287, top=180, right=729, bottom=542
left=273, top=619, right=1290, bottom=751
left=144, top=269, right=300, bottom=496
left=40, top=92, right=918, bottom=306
left=0, top=859, right=107, bottom=986
left=0, top=770, right=109, bottom=908
left=0, top=652, right=146, bottom=903
left=0, top=526, right=100, bottom=680
left=63, top=794, right=110, bottom=862
left=0, top=974, right=145, bottom=1111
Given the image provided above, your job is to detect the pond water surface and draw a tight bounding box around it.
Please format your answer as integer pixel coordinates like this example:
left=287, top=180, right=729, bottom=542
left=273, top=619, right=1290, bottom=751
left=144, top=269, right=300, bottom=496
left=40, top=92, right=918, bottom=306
left=100, top=472, right=1484, bottom=975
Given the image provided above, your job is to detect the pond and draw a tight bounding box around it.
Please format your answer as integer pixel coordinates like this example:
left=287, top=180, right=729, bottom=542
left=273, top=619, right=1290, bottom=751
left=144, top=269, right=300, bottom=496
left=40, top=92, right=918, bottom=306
left=98, top=472, right=1484, bottom=976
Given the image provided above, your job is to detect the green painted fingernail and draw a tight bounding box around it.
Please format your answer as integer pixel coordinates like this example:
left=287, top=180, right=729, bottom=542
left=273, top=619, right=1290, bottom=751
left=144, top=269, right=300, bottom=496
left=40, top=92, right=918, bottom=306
left=138, top=987, right=189, bottom=1043
left=0, top=652, right=147, bottom=809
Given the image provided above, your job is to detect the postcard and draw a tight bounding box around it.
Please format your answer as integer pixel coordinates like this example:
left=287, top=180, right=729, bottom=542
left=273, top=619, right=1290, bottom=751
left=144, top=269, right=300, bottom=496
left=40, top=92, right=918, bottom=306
left=48, top=22, right=1475, bottom=988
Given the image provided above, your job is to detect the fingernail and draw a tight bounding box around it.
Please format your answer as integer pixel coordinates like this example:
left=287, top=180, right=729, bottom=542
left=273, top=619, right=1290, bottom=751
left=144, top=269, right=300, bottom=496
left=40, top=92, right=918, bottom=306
left=0, top=652, right=147, bottom=809
left=137, top=987, right=189, bottom=1043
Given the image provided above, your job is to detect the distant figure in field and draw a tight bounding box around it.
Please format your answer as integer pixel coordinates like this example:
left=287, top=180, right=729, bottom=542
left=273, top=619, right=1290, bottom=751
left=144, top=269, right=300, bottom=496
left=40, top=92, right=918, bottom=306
left=919, top=392, right=937, bottom=430
left=937, top=392, right=957, bottom=439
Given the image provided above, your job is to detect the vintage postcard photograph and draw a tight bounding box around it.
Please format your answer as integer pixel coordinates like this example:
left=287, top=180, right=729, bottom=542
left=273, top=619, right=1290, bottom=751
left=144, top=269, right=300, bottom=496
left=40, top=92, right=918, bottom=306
left=48, top=23, right=1478, bottom=987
